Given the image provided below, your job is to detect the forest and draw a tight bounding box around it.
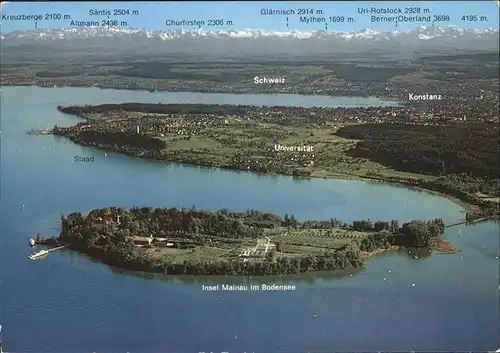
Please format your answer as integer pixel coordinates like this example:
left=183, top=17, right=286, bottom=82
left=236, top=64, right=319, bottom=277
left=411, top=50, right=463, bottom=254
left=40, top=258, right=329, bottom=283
left=336, top=123, right=499, bottom=179
left=56, top=206, right=445, bottom=276
left=69, top=131, right=166, bottom=151
left=115, top=63, right=251, bottom=82
left=318, top=63, right=417, bottom=82
left=58, top=103, right=252, bottom=117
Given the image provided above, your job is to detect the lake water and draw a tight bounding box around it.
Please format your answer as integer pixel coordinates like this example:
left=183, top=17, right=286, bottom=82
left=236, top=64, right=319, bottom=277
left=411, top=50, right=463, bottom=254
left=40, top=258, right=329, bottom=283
left=1, top=86, right=498, bottom=352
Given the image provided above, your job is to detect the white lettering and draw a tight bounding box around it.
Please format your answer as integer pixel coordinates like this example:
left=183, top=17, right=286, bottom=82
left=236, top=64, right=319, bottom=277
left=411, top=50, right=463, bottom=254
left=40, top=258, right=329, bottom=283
left=254, top=76, right=286, bottom=84
left=261, top=284, right=296, bottom=291
left=201, top=284, right=219, bottom=291
left=408, top=93, right=443, bottom=101
left=221, top=284, right=247, bottom=291
left=274, top=144, right=314, bottom=152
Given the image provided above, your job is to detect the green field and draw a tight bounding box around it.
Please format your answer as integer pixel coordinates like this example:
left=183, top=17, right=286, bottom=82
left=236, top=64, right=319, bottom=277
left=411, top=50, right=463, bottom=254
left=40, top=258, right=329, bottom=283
left=266, top=228, right=368, bottom=250
left=142, top=227, right=370, bottom=265
left=144, top=246, right=236, bottom=265
left=141, top=118, right=432, bottom=182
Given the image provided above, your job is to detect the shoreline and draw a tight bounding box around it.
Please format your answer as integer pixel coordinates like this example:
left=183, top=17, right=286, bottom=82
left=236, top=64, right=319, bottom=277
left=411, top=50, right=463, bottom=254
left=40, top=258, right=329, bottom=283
left=65, top=143, right=486, bottom=215
left=360, top=247, right=393, bottom=260
left=355, top=176, right=480, bottom=214
left=48, top=101, right=497, bottom=217
left=0, top=83, right=404, bottom=103
left=18, top=126, right=495, bottom=215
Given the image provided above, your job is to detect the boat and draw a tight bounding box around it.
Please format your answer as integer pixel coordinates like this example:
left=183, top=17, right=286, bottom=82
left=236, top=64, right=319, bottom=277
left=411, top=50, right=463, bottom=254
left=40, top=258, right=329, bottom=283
left=28, top=249, right=48, bottom=260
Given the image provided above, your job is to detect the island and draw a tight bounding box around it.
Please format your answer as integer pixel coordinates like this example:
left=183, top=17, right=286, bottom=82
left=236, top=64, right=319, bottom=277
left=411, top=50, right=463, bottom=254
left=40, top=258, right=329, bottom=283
left=47, top=102, right=499, bottom=220
left=48, top=206, right=448, bottom=275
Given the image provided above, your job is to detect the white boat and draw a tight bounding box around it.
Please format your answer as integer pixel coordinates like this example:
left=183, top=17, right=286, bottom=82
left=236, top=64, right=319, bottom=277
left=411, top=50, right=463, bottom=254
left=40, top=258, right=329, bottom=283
left=28, top=249, right=48, bottom=260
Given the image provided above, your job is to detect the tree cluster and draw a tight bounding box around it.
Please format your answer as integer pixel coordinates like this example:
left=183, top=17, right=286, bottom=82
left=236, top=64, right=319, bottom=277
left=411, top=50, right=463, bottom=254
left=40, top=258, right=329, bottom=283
left=358, top=219, right=444, bottom=251
left=336, top=123, right=499, bottom=179
left=115, top=63, right=250, bottom=82
left=70, top=131, right=166, bottom=151
left=158, top=250, right=363, bottom=276
left=58, top=103, right=251, bottom=117
left=58, top=207, right=445, bottom=275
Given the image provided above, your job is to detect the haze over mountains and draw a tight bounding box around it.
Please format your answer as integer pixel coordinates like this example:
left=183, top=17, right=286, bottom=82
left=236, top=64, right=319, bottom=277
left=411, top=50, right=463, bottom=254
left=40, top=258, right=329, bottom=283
left=1, top=26, right=498, bottom=61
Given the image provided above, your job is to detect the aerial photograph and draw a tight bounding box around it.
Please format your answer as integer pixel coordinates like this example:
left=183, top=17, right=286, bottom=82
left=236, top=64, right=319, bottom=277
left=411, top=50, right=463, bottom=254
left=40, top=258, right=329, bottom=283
left=0, top=1, right=499, bottom=352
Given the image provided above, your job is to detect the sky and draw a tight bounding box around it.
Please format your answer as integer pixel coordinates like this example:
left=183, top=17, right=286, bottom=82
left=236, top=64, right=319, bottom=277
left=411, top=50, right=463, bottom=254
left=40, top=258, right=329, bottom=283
left=0, top=1, right=499, bottom=33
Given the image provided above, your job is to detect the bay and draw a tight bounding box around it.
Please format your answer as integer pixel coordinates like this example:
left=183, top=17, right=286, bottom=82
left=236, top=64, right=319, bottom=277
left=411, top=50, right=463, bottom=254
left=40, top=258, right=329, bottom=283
left=1, top=86, right=498, bottom=352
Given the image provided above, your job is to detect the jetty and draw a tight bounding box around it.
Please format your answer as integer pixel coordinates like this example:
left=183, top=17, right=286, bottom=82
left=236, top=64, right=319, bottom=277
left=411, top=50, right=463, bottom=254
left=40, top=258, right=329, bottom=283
left=28, top=246, right=65, bottom=260
left=26, top=129, right=53, bottom=135
left=46, top=246, right=66, bottom=253
left=444, top=217, right=492, bottom=229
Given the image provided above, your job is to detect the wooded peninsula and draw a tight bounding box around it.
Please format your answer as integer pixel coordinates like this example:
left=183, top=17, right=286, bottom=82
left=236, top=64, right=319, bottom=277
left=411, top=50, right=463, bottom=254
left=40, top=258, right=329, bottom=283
left=48, top=103, right=499, bottom=220
left=52, top=206, right=448, bottom=275
left=27, top=101, right=498, bottom=275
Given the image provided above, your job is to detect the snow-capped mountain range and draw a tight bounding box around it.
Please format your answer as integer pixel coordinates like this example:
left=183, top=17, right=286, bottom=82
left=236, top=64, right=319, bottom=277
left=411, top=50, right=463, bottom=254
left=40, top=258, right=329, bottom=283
left=1, top=26, right=498, bottom=41
left=1, top=26, right=498, bottom=58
